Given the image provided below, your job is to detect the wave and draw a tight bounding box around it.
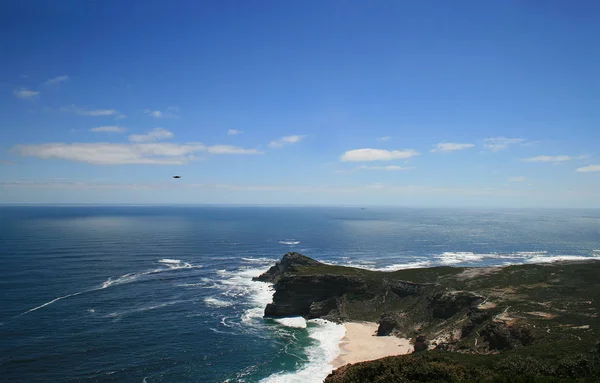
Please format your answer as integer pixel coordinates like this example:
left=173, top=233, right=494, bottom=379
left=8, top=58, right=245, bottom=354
left=525, top=255, right=600, bottom=264
left=260, top=319, right=345, bottom=383
left=14, top=291, right=87, bottom=318
left=204, top=297, right=233, bottom=308
left=241, top=257, right=278, bottom=264
left=273, top=317, right=307, bottom=329
left=12, top=259, right=201, bottom=320
left=106, top=300, right=185, bottom=319
left=102, top=260, right=200, bottom=289
left=279, top=241, right=300, bottom=245
left=158, top=258, right=181, bottom=264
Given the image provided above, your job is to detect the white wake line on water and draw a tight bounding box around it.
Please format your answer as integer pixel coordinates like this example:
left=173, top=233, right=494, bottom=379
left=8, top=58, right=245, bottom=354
left=7, top=260, right=201, bottom=322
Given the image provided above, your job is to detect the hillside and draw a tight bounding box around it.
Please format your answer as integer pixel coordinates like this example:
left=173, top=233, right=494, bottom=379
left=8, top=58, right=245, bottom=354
left=254, top=253, right=600, bottom=382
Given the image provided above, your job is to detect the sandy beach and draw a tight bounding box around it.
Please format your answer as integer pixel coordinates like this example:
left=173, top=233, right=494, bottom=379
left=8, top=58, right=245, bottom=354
left=331, top=322, right=413, bottom=368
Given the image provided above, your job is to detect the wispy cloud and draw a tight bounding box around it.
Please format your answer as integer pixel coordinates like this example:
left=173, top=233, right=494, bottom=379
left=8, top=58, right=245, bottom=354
left=128, top=128, right=174, bottom=142
left=484, top=137, right=525, bottom=151
left=90, top=126, right=127, bottom=133
left=377, top=136, right=391, bottom=142
left=227, top=129, right=242, bottom=136
left=268, top=135, right=306, bottom=148
left=61, top=105, right=118, bottom=116
left=43, top=75, right=69, bottom=86
left=341, top=148, right=419, bottom=162
left=521, top=155, right=580, bottom=163
left=116, top=114, right=127, bottom=119
left=14, top=122, right=263, bottom=166
left=576, top=165, right=600, bottom=173
left=144, top=109, right=177, bottom=119
left=508, top=176, right=526, bottom=182
left=0, top=160, right=14, bottom=165
left=431, top=142, right=475, bottom=153
left=359, top=165, right=413, bottom=171
left=207, top=145, right=263, bottom=155
left=13, top=88, right=40, bottom=100
left=14, top=142, right=202, bottom=165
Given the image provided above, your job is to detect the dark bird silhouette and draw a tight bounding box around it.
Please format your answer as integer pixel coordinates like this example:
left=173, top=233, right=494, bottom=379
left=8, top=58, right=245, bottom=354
left=172, top=175, right=181, bottom=179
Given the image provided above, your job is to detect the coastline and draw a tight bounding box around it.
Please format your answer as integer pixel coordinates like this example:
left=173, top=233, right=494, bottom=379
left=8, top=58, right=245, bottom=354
left=331, top=322, right=413, bottom=368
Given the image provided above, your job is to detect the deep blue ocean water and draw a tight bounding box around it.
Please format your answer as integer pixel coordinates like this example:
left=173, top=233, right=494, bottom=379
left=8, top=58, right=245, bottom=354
left=1, top=206, right=600, bottom=383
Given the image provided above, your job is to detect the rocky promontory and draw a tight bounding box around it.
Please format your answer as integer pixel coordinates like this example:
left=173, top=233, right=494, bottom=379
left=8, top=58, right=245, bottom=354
left=254, top=252, right=600, bottom=382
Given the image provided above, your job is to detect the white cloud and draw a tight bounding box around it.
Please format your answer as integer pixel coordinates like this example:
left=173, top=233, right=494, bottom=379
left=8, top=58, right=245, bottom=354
left=116, top=114, right=127, bottom=119
left=377, top=136, right=391, bottom=142
left=144, top=109, right=177, bottom=118
left=508, top=176, right=526, bottom=182
left=90, top=126, right=127, bottom=133
left=521, top=155, right=577, bottom=163
left=431, top=142, right=475, bottom=153
left=13, top=88, right=40, bottom=100
left=268, top=135, right=306, bottom=148
left=128, top=128, right=174, bottom=142
left=359, top=165, right=413, bottom=171
left=13, top=140, right=263, bottom=165
left=61, top=105, right=118, bottom=116
left=207, top=145, right=263, bottom=155
left=576, top=165, right=600, bottom=173
left=341, top=148, right=419, bottom=162
left=227, top=129, right=242, bottom=136
left=43, top=75, right=69, bottom=86
left=14, top=142, right=205, bottom=165
left=484, top=137, right=525, bottom=151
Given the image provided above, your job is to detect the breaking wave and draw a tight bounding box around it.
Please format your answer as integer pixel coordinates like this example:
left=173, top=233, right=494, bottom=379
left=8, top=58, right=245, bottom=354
left=260, top=319, right=345, bottom=383
left=279, top=241, right=300, bottom=245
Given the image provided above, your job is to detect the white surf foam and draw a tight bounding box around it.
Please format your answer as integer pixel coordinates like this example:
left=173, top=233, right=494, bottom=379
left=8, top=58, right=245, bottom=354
left=241, top=257, right=278, bottom=263
left=525, top=255, right=600, bottom=264
left=16, top=291, right=87, bottom=317
left=13, top=260, right=201, bottom=320
left=211, top=265, right=274, bottom=325
left=436, top=251, right=490, bottom=264
left=274, top=317, right=307, bottom=328
left=279, top=241, right=300, bottom=245
left=204, top=297, right=233, bottom=308
left=260, top=319, right=345, bottom=383
left=101, top=260, right=200, bottom=289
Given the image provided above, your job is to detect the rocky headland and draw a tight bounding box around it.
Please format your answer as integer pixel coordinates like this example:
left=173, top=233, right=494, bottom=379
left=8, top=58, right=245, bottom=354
left=254, top=252, right=600, bottom=382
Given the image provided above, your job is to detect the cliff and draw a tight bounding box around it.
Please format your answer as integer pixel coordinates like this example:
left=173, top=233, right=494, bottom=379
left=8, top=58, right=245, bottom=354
left=254, top=253, right=600, bottom=382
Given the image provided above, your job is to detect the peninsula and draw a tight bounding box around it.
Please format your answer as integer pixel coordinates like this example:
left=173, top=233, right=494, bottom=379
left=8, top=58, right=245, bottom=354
left=254, top=252, right=600, bottom=382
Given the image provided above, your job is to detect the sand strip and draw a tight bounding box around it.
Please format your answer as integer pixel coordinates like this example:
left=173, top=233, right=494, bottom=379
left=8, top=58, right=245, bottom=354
left=331, top=322, right=413, bottom=368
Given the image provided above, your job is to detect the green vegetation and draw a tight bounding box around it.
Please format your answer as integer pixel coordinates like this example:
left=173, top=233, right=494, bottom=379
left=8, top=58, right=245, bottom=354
left=258, top=253, right=600, bottom=382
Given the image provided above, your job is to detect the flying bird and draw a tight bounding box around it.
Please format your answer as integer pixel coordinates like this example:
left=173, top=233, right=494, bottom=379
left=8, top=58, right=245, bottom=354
left=173, top=175, right=181, bottom=179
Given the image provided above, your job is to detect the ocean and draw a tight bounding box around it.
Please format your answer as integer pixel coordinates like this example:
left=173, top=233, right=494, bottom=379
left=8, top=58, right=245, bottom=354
left=1, top=206, right=599, bottom=383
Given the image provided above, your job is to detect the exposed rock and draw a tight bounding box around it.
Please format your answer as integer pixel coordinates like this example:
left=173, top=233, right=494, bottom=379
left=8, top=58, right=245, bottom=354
left=387, top=280, right=427, bottom=297
left=263, top=274, right=371, bottom=318
left=480, top=322, right=535, bottom=350
left=377, top=312, right=398, bottom=336
left=413, top=335, right=429, bottom=352
left=252, top=252, right=320, bottom=284
left=428, top=291, right=485, bottom=319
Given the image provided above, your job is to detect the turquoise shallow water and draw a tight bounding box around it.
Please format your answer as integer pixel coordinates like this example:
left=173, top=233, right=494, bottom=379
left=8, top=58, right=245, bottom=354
left=1, top=206, right=599, bottom=383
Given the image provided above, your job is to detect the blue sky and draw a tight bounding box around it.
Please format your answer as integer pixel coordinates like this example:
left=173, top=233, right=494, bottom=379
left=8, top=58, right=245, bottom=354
left=1, top=0, right=599, bottom=207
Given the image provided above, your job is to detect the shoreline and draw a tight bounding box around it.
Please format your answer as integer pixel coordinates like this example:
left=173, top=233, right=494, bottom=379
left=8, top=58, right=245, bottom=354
left=331, top=322, right=413, bottom=368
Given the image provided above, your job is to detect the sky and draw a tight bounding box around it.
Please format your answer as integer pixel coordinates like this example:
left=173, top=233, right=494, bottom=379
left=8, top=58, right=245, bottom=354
left=0, top=0, right=599, bottom=207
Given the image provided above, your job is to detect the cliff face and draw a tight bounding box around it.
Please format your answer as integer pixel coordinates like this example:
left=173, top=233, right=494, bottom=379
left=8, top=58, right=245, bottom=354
left=255, top=253, right=600, bottom=381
